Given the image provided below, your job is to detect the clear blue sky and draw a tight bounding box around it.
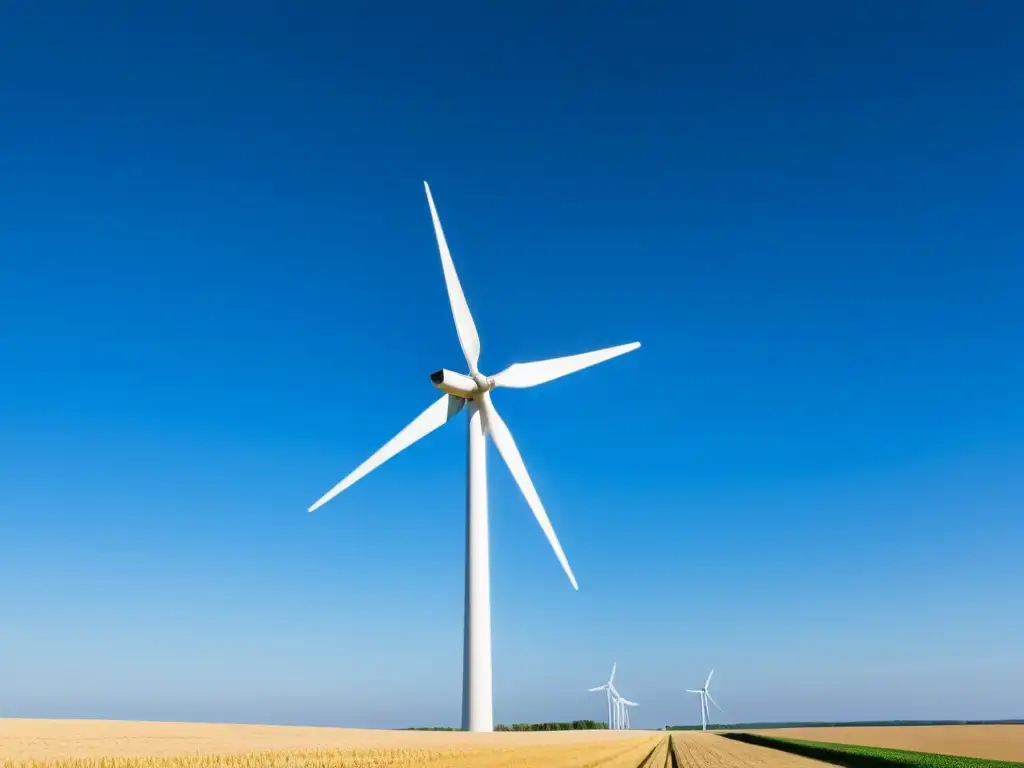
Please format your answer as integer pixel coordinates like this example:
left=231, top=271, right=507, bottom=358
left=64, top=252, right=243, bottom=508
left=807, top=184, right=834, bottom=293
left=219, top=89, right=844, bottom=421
left=0, top=1, right=1021, bottom=730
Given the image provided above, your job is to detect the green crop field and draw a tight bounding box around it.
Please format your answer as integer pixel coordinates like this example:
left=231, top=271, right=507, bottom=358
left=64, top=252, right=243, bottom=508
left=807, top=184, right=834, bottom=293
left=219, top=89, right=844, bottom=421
left=722, top=732, right=1024, bottom=767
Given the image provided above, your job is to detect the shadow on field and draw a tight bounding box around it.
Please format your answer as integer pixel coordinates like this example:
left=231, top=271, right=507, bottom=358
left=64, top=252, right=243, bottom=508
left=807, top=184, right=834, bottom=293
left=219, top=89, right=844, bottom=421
left=720, top=732, right=914, bottom=768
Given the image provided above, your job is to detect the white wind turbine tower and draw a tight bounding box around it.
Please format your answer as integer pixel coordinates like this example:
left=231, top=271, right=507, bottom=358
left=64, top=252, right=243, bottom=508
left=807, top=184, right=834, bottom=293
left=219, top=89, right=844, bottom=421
left=588, top=663, right=617, bottom=729
left=308, top=182, right=641, bottom=733
left=616, top=693, right=639, bottom=729
left=589, top=664, right=638, bottom=730
left=686, top=668, right=722, bottom=732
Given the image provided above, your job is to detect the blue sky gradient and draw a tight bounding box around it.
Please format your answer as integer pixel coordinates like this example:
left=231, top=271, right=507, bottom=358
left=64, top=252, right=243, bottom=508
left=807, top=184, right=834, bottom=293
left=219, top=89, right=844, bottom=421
left=1, top=1, right=1021, bottom=729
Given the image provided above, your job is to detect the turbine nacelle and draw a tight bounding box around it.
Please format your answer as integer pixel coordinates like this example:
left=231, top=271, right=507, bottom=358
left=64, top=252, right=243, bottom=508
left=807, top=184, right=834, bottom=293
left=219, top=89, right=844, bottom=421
left=429, top=368, right=494, bottom=399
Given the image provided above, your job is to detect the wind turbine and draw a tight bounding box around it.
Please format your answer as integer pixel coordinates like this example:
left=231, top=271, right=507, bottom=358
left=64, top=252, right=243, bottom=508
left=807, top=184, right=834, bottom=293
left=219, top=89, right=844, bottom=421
left=307, top=183, right=641, bottom=733
left=620, top=697, right=639, bottom=729
left=613, top=689, right=638, bottom=730
left=685, top=668, right=722, bottom=731
left=591, top=663, right=638, bottom=730
left=588, top=663, right=618, bottom=729
left=612, top=682, right=638, bottom=730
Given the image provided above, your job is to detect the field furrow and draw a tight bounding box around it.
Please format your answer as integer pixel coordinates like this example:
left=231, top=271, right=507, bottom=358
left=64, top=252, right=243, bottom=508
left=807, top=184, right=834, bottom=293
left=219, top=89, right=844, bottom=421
left=636, top=735, right=672, bottom=768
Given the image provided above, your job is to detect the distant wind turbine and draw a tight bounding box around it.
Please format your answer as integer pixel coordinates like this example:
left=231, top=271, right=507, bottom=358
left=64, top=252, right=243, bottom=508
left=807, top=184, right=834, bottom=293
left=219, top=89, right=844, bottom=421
left=589, top=663, right=638, bottom=730
left=588, top=663, right=617, bottom=729
left=618, top=695, right=639, bottom=729
left=685, top=668, right=722, bottom=731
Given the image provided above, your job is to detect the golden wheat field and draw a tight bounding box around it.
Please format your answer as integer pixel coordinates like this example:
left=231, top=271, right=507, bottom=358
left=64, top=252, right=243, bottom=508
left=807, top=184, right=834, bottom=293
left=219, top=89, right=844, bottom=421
left=750, top=724, right=1024, bottom=762
left=669, top=733, right=825, bottom=767
left=0, top=719, right=656, bottom=767
left=0, top=719, right=832, bottom=767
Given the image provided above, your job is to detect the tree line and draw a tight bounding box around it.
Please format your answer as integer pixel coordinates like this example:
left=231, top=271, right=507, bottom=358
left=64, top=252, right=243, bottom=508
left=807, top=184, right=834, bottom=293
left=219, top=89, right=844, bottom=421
left=495, top=720, right=606, bottom=731
left=403, top=720, right=607, bottom=731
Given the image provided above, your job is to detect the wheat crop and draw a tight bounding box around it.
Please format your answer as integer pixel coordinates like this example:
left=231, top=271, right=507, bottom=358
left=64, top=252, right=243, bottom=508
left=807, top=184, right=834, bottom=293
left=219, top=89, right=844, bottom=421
left=635, top=734, right=671, bottom=767
left=669, top=731, right=826, bottom=767
left=3, top=734, right=662, bottom=768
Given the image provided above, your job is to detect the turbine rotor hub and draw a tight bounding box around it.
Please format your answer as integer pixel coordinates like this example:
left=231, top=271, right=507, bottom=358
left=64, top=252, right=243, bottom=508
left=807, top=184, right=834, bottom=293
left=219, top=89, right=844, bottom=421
left=471, top=372, right=495, bottom=393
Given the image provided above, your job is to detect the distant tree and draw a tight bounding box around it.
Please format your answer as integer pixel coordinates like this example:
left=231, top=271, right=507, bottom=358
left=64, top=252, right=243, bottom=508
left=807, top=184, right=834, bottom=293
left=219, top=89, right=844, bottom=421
left=491, top=720, right=605, bottom=732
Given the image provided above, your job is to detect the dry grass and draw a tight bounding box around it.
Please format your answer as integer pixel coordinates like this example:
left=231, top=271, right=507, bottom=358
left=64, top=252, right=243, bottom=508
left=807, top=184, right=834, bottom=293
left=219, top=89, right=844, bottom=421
left=0, top=719, right=658, bottom=767
left=748, top=725, right=1024, bottom=762
left=669, top=731, right=826, bottom=767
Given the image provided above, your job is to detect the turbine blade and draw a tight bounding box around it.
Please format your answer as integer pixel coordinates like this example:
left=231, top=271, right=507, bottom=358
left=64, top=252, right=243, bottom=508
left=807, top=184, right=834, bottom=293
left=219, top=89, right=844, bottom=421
left=622, top=699, right=638, bottom=706
left=588, top=686, right=607, bottom=692
left=610, top=662, right=616, bottom=684
left=492, top=342, right=640, bottom=389
left=479, top=393, right=578, bottom=589
left=685, top=689, right=701, bottom=694
left=706, top=691, right=724, bottom=713
left=308, top=394, right=465, bottom=512
left=705, top=668, right=714, bottom=688
left=423, top=181, right=481, bottom=374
